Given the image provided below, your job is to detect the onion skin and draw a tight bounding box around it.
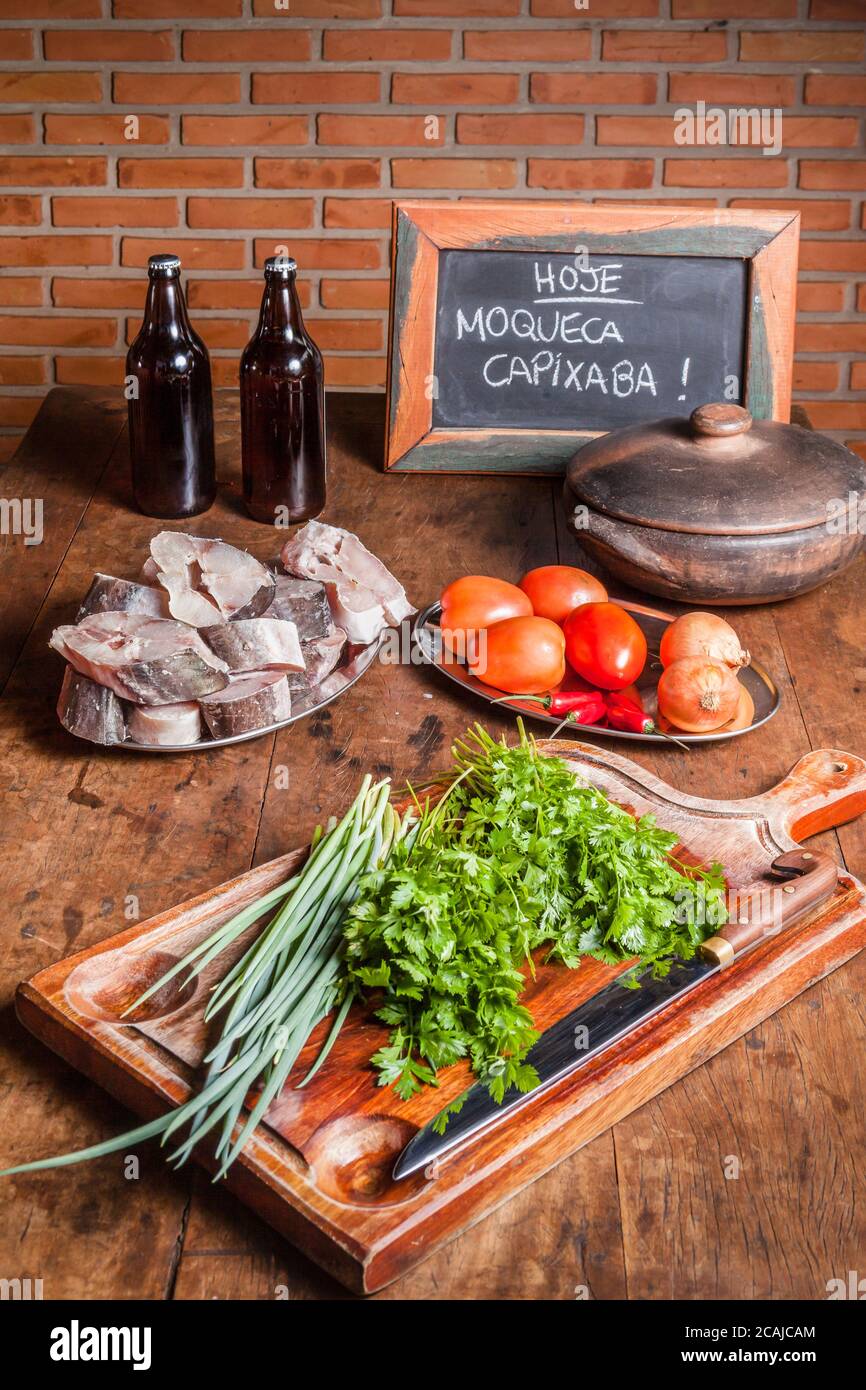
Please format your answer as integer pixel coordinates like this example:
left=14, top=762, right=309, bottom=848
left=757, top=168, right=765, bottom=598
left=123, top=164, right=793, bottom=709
left=659, top=612, right=750, bottom=671
left=656, top=656, right=741, bottom=732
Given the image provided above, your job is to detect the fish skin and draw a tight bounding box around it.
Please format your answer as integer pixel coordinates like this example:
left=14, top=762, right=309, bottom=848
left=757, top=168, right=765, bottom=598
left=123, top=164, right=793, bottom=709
left=50, top=611, right=229, bottom=705
left=267, top=576, right=332, bottom=642
left=286, top=626, right=347, bottom=694
left=77, top=573, right=168, bottom=621
left=199, top=670, right=291, bottom=738
left=202, top=617, right=305, bottom=674
left=280, top=520, right=414, bottom=645
left=150, top=532, right=275, bottom=627
left=56, top=666, right=126, bottom=746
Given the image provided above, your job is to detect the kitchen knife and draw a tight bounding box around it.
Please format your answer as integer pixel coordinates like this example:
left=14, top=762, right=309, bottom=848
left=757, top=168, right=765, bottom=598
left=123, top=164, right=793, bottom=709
left=392, top=849, right=838, bottom=1182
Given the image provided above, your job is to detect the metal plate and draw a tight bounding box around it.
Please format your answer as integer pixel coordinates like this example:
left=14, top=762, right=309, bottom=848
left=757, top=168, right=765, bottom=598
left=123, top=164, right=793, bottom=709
left=413, top=600, right=780, bottom=745
left=106, top=637, right=381, bottom=754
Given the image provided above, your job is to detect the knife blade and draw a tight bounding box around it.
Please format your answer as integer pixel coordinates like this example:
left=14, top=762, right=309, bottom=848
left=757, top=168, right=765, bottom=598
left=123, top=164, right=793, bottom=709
left=392, top=849, right=838, bottom=1181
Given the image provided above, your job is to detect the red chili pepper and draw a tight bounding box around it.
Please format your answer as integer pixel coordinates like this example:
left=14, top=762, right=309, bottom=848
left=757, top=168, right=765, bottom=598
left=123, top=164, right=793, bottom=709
left=606, top=701, right=658, bottom=735
left=494, top=690, right=606, bottom=719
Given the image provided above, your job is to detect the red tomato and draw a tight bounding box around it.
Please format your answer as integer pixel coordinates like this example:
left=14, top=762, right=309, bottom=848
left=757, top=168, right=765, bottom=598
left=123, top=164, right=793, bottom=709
left=469, top=615, right=566, bottom=695
left=563, top=602, right=647, bottom=690
left=518, top=565, right=607, bottom=625
left=440, top=576, right=531, bottom=660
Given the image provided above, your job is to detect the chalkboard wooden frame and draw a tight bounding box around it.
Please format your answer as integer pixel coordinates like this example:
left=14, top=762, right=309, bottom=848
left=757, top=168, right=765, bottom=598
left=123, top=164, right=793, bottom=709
left=384, top=200, right=799, bottom=476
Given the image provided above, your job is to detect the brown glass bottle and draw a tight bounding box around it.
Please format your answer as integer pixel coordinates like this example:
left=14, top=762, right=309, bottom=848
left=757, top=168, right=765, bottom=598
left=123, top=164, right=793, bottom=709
left=240, top=256, right=326, bottom=526
left=126, top=254, right=216, bottom=519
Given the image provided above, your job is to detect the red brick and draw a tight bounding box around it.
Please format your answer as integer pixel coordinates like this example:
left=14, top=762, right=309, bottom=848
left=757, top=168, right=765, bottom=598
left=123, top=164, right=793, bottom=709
left=0, top=115, right=34, bottom=144
left=121, top=237, right=245, bottom=270
left=594, top=195, right=719, bottom=208
left=44, top=29, right=174, bottom=60
left=55, top=356, right=125, bottom=386
left=187, top=196, right=314, bottom=229
left=0, top=277, right=42, bottom=306
left=211, top=358, right=240, bottom=389
left=253, top=72, right=380, bottom=105
left=253, top=0, right=381, bottom=13
left=798, top=242, right=866, bottom=272
left=0, top=235, right=111, bottom=265
left=188, top=279, right=312, bottom=310
left=846, top=438, right=866, bottom=461
left=0, top=28, right=33, bottom=59
left=391, top=157, right=517, bottom=188
left=603, top=29, right=726, bottom=61
left=464, top=29, right=590, bottom=60
left=810, top=0, right=866, bottom=14
left=318, top=114, right=446, bottom=146
left=663, top=159, right=789, bottom=188
left=324, top=355, right=387, bottom=387
left=0, top=72, right=101, bottom=103
left=531, top=73, right=657, bottom=105
left=113, top=72, right=241, bottom=105
left=52, top=196, right=179, bottom=228
left=52, top=278, right=146, bottom=309
left=805, top=76, right=866, bottom=106
left=674, top=0, right=794, bottom=12
left=0, top=0, right=97, bottom=11
left=782, top=117, right=860, bottom=147
left=392, top=73, right=518, bottom=105
left=796, top=282, right=845, bottom=312
left=792, top=360, right=840, bottom=392
left=0, top=157, right=107, bottom=188
left=45, top=115, right=170, bottom=145
left=0, top=315, right=115, bottom=347
left=799, top=161, right=866, bottom=191
left=728, top=198, right=851, bottom=232
left=311, top=318, right=382, bottom=350
left=115, top=0, right=241, bottom=14
left=458, top=114, right=584, bottom=145
left=255, top=157, right=380, bottom=189
left=183, top=29, right=312, bottom=61
left=596, top=116, right=679, bottom=146
left=528, top=159, right=654, bottom=190
left=797, top=323, right=866, bottom=352
left=850, top=363, right=866, bottom=390
left=394, top=0, right=518, bottom=12
left=119, top=158, right=244, bottom=189
left=323, top=29, right=452, bottom=61
left=0, top=356, right=47, bottom=386
left=605, top=113, right=845, bottom=149
left=320, top=278, right=389, bottom=309
left=532, top=0, right=657, bottom=10
left=800, top=401, right=866, bottom=430
left=669, top=73, right=797, bottom=106
left=253, top=237, right=381, bottom=270
left=324, top=198, right=392, bottom=229
left=739, top=31, right=864, bottom=62
left=182, top=115, right=309, bottom=146
left=0, top=196, right=41, bottom=226
left=0, top=398, right=41, bottom=428
left=858, top=285, right=866, bottom=313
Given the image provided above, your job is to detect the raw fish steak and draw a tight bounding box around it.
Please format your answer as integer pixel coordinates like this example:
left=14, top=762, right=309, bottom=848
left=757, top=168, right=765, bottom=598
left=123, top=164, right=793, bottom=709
left=77, top=573, right=168, bottom=621
left=50, top=611, right=229, bottom=705
left=56, top=667, right=126, bottom=746
left=267, top=576, right=332, bottom=642
left=202, top=618, right=305, bottom=674
left=150, top=532, right=275, bottom=627
left=287, top=626, right=347, bottom=694
left=280, top=520, right=414, bottom=645
left=128, top=701, right=202, bottom=747
left=199, top=670, right=291, bottom=739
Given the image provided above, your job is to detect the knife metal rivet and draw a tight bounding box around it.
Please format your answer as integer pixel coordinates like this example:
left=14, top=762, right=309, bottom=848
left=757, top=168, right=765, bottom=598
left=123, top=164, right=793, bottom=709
left=783, top=884, right=796, bottom=894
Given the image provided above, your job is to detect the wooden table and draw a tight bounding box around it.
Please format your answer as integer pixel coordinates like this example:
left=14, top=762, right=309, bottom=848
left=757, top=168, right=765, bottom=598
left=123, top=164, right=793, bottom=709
left=0, top=387, right=863, bottom=1302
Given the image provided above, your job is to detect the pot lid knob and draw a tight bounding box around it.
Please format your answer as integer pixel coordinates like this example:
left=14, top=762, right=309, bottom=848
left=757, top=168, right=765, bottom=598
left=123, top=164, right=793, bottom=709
left=690, top=402, right=753, bottom=438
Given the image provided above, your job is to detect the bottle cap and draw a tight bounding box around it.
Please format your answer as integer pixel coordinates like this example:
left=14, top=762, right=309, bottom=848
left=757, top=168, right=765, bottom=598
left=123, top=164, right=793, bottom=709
left=264, top=255, right=298, bottom=276
left=148, top=253, right=181, bottom=273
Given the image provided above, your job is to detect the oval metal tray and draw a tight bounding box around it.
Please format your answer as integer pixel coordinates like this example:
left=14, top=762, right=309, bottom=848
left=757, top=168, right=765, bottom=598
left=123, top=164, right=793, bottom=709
left=414, top=600, right=780, bottom=745
left=105, top=636, right=381, bottom=754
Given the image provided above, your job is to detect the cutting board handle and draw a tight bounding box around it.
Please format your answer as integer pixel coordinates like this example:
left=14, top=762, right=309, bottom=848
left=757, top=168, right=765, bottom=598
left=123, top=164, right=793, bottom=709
left=759, top=748, right=866, bottom=843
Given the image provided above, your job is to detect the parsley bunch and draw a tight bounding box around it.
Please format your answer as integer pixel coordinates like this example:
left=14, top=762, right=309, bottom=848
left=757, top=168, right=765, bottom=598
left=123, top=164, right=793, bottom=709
left=343, top=724, right=726, bottom=1107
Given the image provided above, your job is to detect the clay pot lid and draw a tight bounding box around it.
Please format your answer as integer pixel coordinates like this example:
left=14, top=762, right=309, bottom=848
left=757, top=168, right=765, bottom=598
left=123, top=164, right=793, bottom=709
left=566, top=403, right=866, bottom=537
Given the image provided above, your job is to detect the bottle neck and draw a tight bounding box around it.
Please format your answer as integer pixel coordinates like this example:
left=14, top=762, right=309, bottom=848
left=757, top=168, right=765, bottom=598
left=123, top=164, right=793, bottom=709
left=256, top=273, right=305, bottom=341
left=142, top=273, right=193, bottom=336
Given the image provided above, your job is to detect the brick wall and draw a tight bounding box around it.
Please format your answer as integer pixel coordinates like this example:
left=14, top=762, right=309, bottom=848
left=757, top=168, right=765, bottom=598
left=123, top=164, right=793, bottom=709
left=0, top=0, right=864, bottom=463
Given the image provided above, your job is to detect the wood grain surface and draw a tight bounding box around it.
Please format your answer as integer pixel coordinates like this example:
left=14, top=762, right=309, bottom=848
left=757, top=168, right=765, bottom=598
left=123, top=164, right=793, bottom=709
left=0, top=388, right=863, bottom=1302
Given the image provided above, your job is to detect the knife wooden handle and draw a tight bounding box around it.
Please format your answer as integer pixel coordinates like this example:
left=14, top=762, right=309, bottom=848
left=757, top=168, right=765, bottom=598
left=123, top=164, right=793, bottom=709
left=701, top=850, right=839, bottom=968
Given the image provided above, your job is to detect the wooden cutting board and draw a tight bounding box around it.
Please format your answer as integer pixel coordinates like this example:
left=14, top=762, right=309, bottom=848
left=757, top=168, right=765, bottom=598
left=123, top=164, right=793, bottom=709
left=16, top=740, right=866, bottom=1294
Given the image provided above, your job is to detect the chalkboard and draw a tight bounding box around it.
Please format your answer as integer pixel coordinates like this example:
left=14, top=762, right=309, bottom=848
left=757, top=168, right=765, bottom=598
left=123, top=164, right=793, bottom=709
left=432, top=249, right=748, bottom=432
left=385, top=202, right=799, bottom=474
